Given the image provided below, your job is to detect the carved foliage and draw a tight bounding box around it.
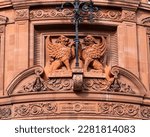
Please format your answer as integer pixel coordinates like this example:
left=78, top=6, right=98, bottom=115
left=108, top=70, right=135, bottom=94
left=95, top=9, right=122, bottom=21
left=30, top=9, right=73, bottom=19
left=47, top=78, right=72, bottom=91
left=19, top=68, right=47, bottom=93
left=121, top=10, right=136, bottom=22
left=13, top=101, right=142, bottom=119
left=141, top=106, right=150, bottom=119
left=15, top=9, right=29, bottom=20
left=98, top=102, right=139, bottom=118
left=0, top=106, right=11, bottom=119
left=83, top=78, right=110, bottom=91
left=14, top=103, right=57, bottom=117
left=30, top=8, right=122, bottom=21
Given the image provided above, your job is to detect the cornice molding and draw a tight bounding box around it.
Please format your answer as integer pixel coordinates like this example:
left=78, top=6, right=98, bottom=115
left=139, top=2, right=150, bottom=11
left=0, top=0, right=140, bottom=10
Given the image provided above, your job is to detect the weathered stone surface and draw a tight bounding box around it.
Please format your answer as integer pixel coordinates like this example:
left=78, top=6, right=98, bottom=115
left=0, top=0, right=150, bottom=119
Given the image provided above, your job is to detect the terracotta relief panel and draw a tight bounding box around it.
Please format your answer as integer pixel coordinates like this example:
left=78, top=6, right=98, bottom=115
left=30, top=7, right=122, bottom=22
left=0, top=101, right=148, bottom=120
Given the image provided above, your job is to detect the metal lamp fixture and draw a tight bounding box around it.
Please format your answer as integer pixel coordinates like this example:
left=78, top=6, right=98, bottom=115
left=58, top=0, right=99, bottom=68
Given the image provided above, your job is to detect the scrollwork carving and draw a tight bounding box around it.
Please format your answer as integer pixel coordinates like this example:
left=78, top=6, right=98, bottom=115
left=98, top=102, right=139, bottom=118
left=107, top=68, right=135, bottom=94
left=30, top=8, right=122, bottom=22
left=83, top=78, right=110, bottom=91
left=14, top=103, right=57, bottom=117
left=30, top=9, right=73, bottom=19
left=47, top=78, right=72, bottom=91
left=95, top=9, right=122, bottom=21
left=18, top=68, right=47, bottom=93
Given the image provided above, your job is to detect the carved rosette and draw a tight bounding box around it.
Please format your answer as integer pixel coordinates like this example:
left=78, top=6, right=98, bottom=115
left=0, top=106, right=11, bottom=119
left=121, top=10, right=136, bottom=22
left=30, top=8, right=122, bottom=22
left=12, top=101, right=146, bottom=119
left=95, top=9, right=122, bottom=21
left=30, top=9, right=73, bottom=20
left=14, top=103, right=57, bottom=118
left=98, top=102, right=139, bottom=118
left=15, top=9, right=29, bottom=21
left=141, top=106, right=150, bottom=119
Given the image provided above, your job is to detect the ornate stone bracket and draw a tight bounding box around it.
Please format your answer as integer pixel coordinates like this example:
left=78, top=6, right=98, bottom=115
left=72, top=68, right=83, bottom=91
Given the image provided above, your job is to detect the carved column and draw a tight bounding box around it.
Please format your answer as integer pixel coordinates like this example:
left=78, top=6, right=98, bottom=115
left=118, top=9, right=139, bottom=76
left=14, top=8, right=29, bottom=75
left=0, top=16, right=8, bottom=96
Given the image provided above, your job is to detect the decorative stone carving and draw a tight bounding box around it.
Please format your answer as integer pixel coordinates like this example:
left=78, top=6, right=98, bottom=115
left=15, top=9, right=29, bottom=20
left=18, top=67, right=47, bottom=93
left=72, top=69, right=83, bottom=91
left=142, top=17, right=150, bottom=26
left=30, top=9, right=73, bottom=19
left=98, top=102, right=139, bottom=118
left=0, top=106, right=11, bottom=119
left=47, top=78, right=72, bottom=91
left=141, top=106, right=150, bottom=119
left=81, top=35, right=107, bottom=72
left=59, top=102, right=97, bottom=113
left=30, top=8, right=122, bottom=22
left=121, top=10, right=136, bottom=22
left=13, top=101, right=142, bottom=119
left=14, top=103, right=57, bottom=117
left=46, top=35, right=75, bottom=73
left=83, top=78, right=110, bottom=91
left=108, top=69, right=135, bottom=94
left=95, top=9, right=122, bottom=21
left=0, top=15, right=8, bottom=25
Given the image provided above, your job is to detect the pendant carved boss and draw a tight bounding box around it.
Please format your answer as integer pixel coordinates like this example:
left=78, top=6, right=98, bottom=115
left=45, top=35, right=107, bottom=74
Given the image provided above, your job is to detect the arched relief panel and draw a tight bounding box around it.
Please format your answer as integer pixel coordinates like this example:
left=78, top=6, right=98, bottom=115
left=6, top=65, right=147, bottom=106
left=0, top=15, right=8, bottom=96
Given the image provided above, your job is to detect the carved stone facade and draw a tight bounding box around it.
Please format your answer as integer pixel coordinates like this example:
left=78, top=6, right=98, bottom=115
left=0, top=0, right=150, bottom=119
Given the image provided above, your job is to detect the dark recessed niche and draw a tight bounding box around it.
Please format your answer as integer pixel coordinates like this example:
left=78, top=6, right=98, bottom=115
left=34, top=24, right=117, bottom=33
